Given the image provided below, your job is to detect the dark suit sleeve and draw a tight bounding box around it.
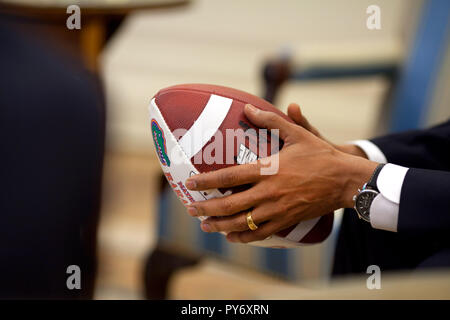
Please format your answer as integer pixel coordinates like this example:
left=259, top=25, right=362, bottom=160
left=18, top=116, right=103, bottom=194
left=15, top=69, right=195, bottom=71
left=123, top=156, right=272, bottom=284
left=370, top=120, right=450, bottom=171
left=397, top=168, right=450, bottom=232
left=370, top=120, right=450, bottom=232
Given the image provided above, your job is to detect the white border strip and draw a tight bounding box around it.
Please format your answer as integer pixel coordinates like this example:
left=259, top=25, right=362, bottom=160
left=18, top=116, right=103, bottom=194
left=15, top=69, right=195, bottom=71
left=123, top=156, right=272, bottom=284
left=285, top=217, right=320, bottom=242
left=178, top=94, right=233, bottom=159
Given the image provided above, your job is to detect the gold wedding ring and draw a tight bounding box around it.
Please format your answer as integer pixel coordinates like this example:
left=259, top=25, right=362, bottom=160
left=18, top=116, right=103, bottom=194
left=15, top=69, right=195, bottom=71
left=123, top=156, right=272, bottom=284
left=246, top=211, right=258, bottom=231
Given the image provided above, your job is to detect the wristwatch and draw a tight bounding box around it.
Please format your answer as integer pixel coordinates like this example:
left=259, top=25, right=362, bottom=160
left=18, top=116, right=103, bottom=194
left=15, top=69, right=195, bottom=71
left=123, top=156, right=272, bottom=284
left=353, top=163, right=385, bottom=222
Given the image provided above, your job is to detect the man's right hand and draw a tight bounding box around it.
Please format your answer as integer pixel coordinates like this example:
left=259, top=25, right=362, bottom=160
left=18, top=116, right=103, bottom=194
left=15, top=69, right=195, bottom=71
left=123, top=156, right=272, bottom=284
left=286, top=103, right=368, bottom=159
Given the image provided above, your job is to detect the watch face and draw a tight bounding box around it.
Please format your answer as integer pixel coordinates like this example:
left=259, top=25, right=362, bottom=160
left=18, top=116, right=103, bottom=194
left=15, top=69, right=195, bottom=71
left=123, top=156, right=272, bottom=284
left=355, top=190, right=378, bottom=221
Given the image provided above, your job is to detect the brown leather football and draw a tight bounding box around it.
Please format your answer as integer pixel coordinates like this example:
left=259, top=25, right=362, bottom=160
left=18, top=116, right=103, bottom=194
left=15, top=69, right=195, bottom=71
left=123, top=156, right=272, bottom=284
left=149, top=84, right=333, bottom=248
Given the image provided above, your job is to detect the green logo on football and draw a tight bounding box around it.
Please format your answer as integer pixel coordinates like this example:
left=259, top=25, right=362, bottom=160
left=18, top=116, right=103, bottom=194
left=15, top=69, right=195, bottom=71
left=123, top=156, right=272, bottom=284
left=151, top=119, right=171, bottom=167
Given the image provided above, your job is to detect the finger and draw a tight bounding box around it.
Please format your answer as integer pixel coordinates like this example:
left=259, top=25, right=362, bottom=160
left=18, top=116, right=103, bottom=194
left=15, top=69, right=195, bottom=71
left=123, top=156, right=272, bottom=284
left=201, top=214, right=249, bottom=233
left=287, top=103, right=302, bottom=124
left=226, top=219, right=286, bottom=244
left=201, top=212, right=249, bottom=233
left=187, top=188, right=261, bottom=217
left=200, top=204, right=270, bottom=232
left=287, top=103, right=315, bottom=130
left=186, top=162, right=261, bottom=191
left=287, top=103, right=306, bottom=127
left=287, top=103, right=323, bottom=139
left=244, top=104, right=295, bottom=141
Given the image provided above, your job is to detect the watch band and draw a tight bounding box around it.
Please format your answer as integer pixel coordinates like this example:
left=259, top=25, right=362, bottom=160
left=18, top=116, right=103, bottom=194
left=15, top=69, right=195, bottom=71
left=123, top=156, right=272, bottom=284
left=366, top=163, right=385, bottom=191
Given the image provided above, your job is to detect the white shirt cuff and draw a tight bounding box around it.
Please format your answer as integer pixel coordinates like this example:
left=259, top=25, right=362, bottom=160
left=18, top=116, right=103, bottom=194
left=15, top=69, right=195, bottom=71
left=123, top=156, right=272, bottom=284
left=369, top=163, right=409, bottom=232
left=349, top=140, right=387, bottom=163
left=370, top=194, right=399, bottom=232
left=347, top=141, right=409, bottom=232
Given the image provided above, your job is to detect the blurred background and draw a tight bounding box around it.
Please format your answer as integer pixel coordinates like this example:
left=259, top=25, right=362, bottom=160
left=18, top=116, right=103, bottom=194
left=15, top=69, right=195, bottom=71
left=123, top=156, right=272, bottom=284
left=0, top=0, right=449, bottom=299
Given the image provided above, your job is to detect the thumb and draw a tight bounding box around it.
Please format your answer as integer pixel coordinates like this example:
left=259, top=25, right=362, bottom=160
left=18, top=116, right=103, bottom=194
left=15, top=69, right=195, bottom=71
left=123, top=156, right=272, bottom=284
left=244, top=104, right=294, bottom=141
left=287, top=103, right=322, bottom=138
left=287, top=103, right=313, bottom=131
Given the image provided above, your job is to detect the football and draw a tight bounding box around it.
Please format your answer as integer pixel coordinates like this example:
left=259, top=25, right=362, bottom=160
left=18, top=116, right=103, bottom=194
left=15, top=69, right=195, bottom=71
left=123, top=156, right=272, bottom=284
left=148, top=84, right=333, bottom=248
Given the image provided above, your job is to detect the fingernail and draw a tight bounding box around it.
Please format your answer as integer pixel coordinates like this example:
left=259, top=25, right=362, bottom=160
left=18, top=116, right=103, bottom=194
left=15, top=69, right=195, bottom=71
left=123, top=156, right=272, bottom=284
left=187, top=206, right=198, bottom=216
left=245, top=104, right=259, bottom=114
left=201, top=222, right=211, bottom=232
left=185, top=179, right=197, bottom=189
left=226, top=234, right=237, bottom=242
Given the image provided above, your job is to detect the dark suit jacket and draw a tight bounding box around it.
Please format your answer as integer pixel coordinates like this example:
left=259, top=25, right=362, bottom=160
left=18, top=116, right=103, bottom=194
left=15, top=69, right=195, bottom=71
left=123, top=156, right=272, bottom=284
left=0, top=16, right=105, bottom=298
left=372, top=120, right=450, bottom=233
left=333, top=120, right=450, bottom=276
